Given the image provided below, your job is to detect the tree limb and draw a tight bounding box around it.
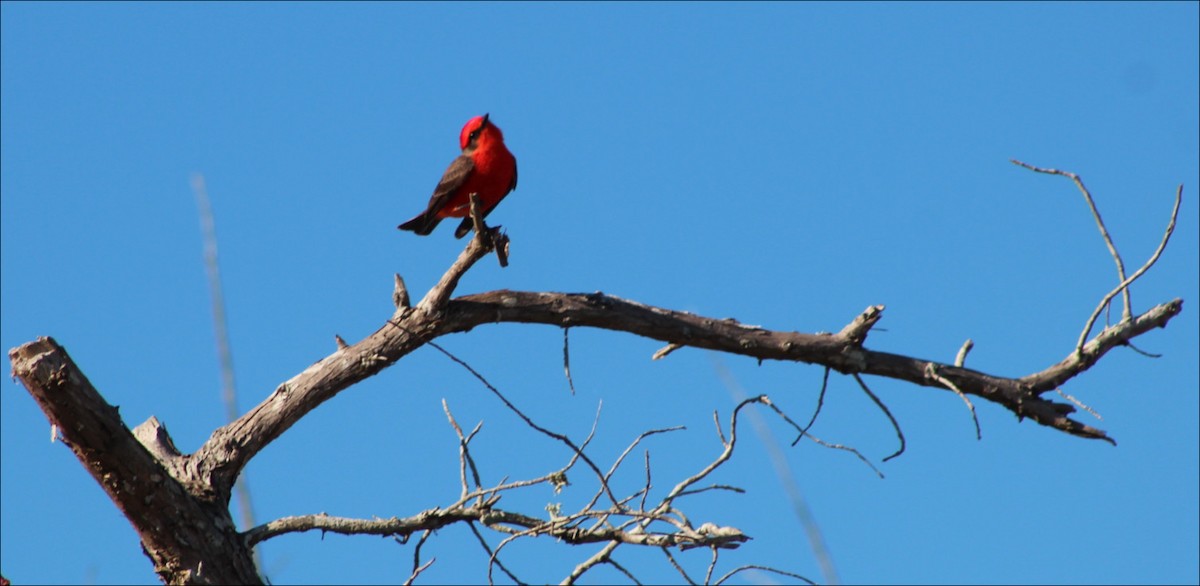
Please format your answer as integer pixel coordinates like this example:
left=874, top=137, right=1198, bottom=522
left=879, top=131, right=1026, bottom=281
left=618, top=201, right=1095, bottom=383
left=9, top=164, right=1186, bottom=584
left=8, top=338, right=261, bottom=585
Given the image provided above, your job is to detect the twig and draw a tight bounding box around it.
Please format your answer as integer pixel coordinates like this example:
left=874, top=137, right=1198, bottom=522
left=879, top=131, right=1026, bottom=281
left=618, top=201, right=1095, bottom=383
left=654, top=397, right=763, bottom=518
left=758, top=391, right=882, bottom=478
left=606, top=557, right=641, bottom=585
left=837, top=304, right=885, bottom=345
left=1011, top=160, right=1132, bottom=320
left=563, top=542, right=619, bottom=585
left=640, top=451, right=652, bottom=513
left=661, top=546, right=698, bottom=585
left=710, top=361, right=840, bottom=581
left=415, top=231, right=496, bottom=312
left=563, top=327, right=577, bottom=395
left=793, top=366, right=831, bottom=445
left=955, top=339, right=974, bottom=367
left=1073, top=184, right=1183, bottom=354
left=422, top=339, right=623, bottom=508
left=925, top=364, right=982, bottom=440
left=714, top=565, right=817, bottom=586
left=442, top=399, right=483, bottom=500
left=793, top=429, right=884, bottom=479
left=393, top=273, right=411, bottom=310
left=411, top=530, right=431, bottom=578
left=1055, top=388, right=1102, bottom=421
left=468, top=192, right=509, bottom=268
left=652, top=343, right=684, bottom=360
left=604, top=426, right=686, bottom=489
left=705, top=546, right=719, bottom=586
left=467, top=521, right=521, bottom=585
left=403, top=557, right=435, bottom=586
left=468, top=192, right=487, bottom=238
left=853, top=374, right=906, bottom=462
left=1124, top=340, right=1163, bottom=358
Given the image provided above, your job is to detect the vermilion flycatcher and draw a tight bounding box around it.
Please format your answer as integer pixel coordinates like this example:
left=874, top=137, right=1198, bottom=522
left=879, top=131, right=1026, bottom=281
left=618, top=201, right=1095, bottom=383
left=398, top=114, right=518, bottom=238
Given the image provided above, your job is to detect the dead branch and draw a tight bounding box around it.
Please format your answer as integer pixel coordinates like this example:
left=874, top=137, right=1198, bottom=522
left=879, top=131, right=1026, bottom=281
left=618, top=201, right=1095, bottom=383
left=8, top=338, right=260, bottom=585
left=9, top=163, right=1186, bottom=584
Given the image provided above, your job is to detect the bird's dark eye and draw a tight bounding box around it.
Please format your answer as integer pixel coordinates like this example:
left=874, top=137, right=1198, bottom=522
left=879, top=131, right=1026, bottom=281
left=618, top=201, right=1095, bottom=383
left=469, top=119, right=488, bottom=141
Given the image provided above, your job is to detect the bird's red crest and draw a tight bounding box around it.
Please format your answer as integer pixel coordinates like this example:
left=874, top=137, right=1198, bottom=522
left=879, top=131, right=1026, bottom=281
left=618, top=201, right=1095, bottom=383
left=459, top=115, right=490, bottom=150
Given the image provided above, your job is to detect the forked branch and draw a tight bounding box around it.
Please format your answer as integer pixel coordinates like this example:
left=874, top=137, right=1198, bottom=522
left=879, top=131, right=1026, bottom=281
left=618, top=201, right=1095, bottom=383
left=8, top=162, right=1185, bottom=585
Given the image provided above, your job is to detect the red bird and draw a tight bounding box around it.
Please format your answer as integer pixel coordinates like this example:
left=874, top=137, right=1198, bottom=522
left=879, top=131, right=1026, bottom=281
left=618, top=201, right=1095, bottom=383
left=398, top=114, right=518, bottom=238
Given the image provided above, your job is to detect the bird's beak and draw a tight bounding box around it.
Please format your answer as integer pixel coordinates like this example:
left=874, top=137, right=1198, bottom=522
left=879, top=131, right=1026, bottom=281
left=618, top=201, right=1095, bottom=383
left=481, top=113, right=490, bottom=127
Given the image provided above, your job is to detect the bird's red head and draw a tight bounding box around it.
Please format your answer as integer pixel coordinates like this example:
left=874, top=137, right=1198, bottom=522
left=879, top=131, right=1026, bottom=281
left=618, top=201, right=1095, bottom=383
left=459, top=113, right=504, bottom=152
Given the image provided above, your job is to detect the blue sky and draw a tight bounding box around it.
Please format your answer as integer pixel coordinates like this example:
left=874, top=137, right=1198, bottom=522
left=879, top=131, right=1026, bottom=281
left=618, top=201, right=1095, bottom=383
left=2, top=3, right=1197, bottom=585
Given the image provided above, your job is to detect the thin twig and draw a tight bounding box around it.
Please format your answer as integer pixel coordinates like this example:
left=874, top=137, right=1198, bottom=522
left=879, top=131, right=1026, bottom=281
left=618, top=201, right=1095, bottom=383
left=563, top=542, right=619, bottom=585
left=1124, top=340, right=1163, bottom=358
left=655, top=397, right=763, bottom=509
left=1011, top=160, right=1132, bottom=320
left=793, top=429, right=884, bottom=479
left=563, top=327, right=577, bottom=395
left=674, top=484, right=746, bottom=499
left=925, top=364, right=982, bottom=440
left=955, top=339, right=974, bottom=368
left=422, top=339, right=622, bottom=507
left=714, top=565, right=817, bottom=586
left=393, top=273, right=411, bottom=310
left=1073, top=184, right=1183, bottom=354
left=402, top=557, right=435, bottom=586
left=468, top=521, right=521, bottom=585
left=604, top=426, right=686, bottom=488
left=852, top=373, right=906, bottom=462
left=661, top=546, right=698, bottom=585
left=793, top=366, right=831, bottom=445
left=606, top=557, right=642, bottom=585
left=652, top=343, right=684, bottom=360
left=1055, top=388, right=1103, bottom=421
left=640, top=451, right=652, bottom=513
left=412, top=530, right=431, bottom=577
left=712, top=410, right=727, bottom=447
left=442, top=399, right=484, bottom=500
left=705, top=546, right=719, bottom=585
left=760, top=390, right=882, bottom=477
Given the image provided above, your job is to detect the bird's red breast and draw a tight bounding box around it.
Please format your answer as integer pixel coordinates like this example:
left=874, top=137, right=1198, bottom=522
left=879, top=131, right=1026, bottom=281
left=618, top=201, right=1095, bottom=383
left=436, top=115, right=517, bottom=219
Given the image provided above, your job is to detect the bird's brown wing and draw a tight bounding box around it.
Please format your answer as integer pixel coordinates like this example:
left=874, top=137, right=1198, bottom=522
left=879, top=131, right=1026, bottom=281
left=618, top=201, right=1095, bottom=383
left=398, top=155, right=475, bottom=235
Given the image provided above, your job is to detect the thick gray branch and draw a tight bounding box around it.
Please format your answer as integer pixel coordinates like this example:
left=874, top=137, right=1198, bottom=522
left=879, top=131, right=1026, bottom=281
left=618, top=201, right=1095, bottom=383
left=442, top=291, right=1185, bottom=443
left=8, top=338, right=261, bottom=585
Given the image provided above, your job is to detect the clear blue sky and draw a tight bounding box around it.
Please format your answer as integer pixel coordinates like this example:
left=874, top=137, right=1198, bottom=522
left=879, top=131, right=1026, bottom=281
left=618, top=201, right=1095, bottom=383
left=2, top=3, right=1197, bottom=585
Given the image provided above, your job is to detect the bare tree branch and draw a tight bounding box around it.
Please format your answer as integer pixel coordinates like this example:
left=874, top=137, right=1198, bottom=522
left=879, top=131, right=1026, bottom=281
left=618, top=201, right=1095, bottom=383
left=1072, top=183, right=1182, bottom=353
left=9, top=164, right=1185, bottom=584
left=8, top=339, right=260, bottom=584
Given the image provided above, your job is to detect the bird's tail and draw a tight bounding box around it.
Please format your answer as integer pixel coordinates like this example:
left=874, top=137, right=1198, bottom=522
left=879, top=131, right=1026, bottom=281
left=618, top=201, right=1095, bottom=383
left=398, top=212, right=440, bottom=236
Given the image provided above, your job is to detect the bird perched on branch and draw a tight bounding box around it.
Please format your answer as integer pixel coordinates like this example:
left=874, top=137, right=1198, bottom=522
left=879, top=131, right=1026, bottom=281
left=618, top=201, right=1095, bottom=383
left=398, top=114, right=518, bottom=238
